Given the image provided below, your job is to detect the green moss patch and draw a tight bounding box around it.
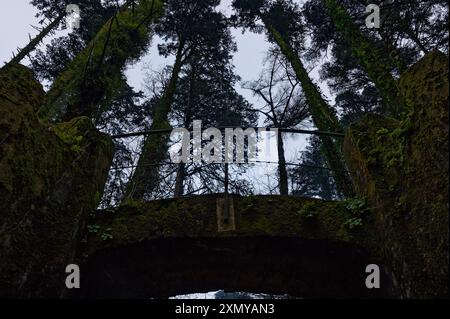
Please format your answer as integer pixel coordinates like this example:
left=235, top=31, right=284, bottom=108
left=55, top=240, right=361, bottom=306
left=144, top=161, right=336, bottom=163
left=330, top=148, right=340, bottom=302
left=83, top=195, right=377, bottom=259
left=0, top=63, right=114, bottom=297
left=343, top=51, right=449, bottom=298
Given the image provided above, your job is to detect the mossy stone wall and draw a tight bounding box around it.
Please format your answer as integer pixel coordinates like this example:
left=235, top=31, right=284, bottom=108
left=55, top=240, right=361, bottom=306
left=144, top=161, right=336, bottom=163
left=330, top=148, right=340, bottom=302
left=82, top=195, right=377, bottom=259
left=0, top=63, right=113, bottom=298
left=344, top=51, right=449, bottom=298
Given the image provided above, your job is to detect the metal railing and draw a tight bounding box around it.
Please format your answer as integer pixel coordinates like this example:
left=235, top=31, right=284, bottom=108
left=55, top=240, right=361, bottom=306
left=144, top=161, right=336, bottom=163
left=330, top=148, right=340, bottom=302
left=105, top=127, right=349, bottom=204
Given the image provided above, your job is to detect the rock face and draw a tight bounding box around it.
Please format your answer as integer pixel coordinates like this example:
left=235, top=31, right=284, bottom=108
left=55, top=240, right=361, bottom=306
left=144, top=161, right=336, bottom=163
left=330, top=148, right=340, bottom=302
left=0, top=63, right=113, bottom=298
left=344, top=51, right=449, bottom=298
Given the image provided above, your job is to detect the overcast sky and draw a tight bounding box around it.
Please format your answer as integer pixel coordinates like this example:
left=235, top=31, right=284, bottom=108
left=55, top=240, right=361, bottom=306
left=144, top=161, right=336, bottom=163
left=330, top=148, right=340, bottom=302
left=0, top=0, right=336, bottom=194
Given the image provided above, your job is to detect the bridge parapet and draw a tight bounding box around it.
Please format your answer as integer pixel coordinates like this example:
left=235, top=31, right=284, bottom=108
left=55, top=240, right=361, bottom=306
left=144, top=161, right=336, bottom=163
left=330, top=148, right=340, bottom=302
left=82, top=195, right=377, bottom=257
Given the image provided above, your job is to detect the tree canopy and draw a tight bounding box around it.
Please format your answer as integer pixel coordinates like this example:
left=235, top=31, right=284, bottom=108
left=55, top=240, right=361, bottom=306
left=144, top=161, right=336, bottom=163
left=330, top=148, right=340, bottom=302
left=14, top=0, right=448, bottom=202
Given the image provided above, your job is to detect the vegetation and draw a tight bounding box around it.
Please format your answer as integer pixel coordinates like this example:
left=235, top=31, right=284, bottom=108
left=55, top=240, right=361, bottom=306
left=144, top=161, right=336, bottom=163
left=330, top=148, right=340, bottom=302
left=9, top=0, right=445, bottom=202
left=0, top=0, right=448, bottom=299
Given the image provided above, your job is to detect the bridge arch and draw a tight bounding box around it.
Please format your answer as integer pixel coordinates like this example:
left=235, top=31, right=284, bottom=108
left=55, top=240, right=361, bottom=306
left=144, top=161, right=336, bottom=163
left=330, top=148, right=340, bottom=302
left=77, top=236, right=387, bottom=298
left=75, top=195, right=393, bottom=298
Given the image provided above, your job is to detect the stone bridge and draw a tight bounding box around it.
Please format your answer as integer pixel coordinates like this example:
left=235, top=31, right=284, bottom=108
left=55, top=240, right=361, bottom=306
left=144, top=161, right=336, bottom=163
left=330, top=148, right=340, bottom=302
left=0, top=51, right=448, bottom=299
left=75, top=195, right=388, bottom=299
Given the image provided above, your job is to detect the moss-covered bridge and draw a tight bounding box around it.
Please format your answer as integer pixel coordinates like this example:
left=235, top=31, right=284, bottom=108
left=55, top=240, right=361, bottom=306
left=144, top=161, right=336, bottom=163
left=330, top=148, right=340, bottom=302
left=0, top=52, right=448, bottom=299
left=76, top=195, right=384, bottom=298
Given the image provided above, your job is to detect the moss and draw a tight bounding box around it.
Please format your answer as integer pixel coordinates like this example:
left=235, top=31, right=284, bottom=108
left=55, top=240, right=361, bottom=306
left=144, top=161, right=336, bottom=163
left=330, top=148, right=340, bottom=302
left=0, top=63, right=44, bottom=110
left=0, top=64, right=114, bottom=297
left=82, top=195, right=378, bottom=260
left=40, top=0, right=165, bottom=121
left=323, top=0, right=403, bottom=117
left=343, top=51, right=449, bottom=298
left=262, top=20, right=353, bottom=198
left=53, top=117, right=95, bottom=154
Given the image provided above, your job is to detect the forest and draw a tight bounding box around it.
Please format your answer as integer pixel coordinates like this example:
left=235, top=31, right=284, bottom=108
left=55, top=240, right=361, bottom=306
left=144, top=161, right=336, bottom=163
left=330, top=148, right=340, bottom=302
left=0, top=0, right=448, bottom=300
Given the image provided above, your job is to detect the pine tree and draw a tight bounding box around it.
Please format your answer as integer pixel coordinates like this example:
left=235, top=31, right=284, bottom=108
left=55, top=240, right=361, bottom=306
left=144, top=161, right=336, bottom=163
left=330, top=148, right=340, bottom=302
left=322, top=0, right=405, bottom=117
left=124, top=0, right=242, bottom=200
left=232, top=0, right=354, bottom=198
left=30, top=0, right=120, bottom=82
left=38, top=0, right=164, bottom=121
left=168, top=54, right=257, bottom=198
left=8, top=13, right=65, bottom=65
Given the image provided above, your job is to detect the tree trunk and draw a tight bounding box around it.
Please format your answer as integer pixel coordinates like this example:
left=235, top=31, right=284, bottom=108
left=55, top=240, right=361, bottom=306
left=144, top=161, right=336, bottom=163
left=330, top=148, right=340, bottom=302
left=39, top=0, right=164, bottom=121
left=124, top=38, right=185, bottom=201
left=320, top=136, right=355, bottom=199
left=277, top=130, right=289, bottom=195
left=174, top=163, right=186, bottom=197
left=323, top=0, right=404, bottom=117
left=9, top=13, right=65, bottom=65
left=379, top=29, right=408, bottom=74
left=404, top=27, right=430, bottom=55
left=262, top=18, right=354, bottom=198
left=173, top=62, right=197, bottom=198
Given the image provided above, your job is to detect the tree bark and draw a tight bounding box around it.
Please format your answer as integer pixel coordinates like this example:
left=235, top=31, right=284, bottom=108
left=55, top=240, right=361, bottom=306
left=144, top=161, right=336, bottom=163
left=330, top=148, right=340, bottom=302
left=174, top=163, right=186, bottom=197
left=262, top=17, right=354, bottom=198
left=323, top=0, right=404, bottom=117
left=9, top=13, right=65, bottom=65
left=39, top=0, right=164, bottom=121
left=277, top=130, right=289, bottom=195
left=124, top=38, right=185, bottom=201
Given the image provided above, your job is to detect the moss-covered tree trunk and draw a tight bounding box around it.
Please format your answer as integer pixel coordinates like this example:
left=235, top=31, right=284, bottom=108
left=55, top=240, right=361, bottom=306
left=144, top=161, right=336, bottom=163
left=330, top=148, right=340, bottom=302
left=378, top=29, right=407, bottom=74
left=261, top=19, right=354, bottom=198
left=39, top=0, right=165, bottom=122
left=323, top=0, right=404, bottom=117
left=9, top=13, right=65, bottom=65
left=124, top=38, right=185, bottom=200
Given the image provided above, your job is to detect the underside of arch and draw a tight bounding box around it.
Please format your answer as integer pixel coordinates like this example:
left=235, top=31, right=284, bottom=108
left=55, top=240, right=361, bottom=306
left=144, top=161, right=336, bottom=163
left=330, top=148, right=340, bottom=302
left=75, top=236, right=391, bottom=299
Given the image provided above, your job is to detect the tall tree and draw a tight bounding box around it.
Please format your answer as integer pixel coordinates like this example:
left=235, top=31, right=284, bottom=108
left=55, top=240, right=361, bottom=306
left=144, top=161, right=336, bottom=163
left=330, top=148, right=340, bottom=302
left=303, top=0, right=448, bottom=122
left=8, top=13, right=65, bottom=65
left=303, top=1, right=401, bottom=127
left=124, top=0, right=237, bottom=200
left=374, top=0, right=448, bottom=55
left=232, top=0, right=354, bottom=198
left=38, top=0, right=165, bottom=121
left=322, top=0, right=405, bottom=117
left=30, top=0, right=121, bottom=83
left=7, top=0, right=117, bottom=65
left=244, top=48, right=308, bottom=195
left=168, top=54, right=257, bottom=198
